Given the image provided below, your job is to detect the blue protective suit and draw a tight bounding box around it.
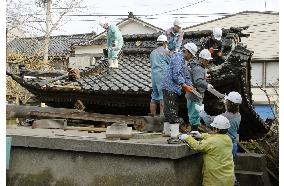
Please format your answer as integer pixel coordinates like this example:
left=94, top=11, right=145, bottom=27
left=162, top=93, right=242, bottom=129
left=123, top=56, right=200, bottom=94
left=165, top=27, right=184, bottom=51
left=161, top=52, right=192, bottom=95
left=107, top=24, right=124, bottom=59
left=150, top=46, right=170, bottom=102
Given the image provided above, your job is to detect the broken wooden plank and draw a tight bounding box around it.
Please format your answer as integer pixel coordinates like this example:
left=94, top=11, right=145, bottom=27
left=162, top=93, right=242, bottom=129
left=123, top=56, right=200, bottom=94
left=6, top=105, right=79, bottom=119
left=63, top=126, right=107, bottom=132
left=6, top=105, right=146, bottom=130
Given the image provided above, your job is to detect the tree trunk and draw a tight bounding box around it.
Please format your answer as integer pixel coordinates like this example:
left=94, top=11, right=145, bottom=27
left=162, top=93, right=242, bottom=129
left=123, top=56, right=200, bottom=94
left=43, top=0, right=52, bottom=65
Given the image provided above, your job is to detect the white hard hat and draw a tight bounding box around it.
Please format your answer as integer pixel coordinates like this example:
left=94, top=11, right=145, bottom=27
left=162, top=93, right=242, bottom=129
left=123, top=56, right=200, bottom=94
left=213, top=27, right=222, bottom=41
left=157, top=35, right=167, bottom=42
left=225, top=91, right=242, bottom=104
left=210, top=115, right=230, bottom=129
left=99, top=18, right=109, bottom=27
left=184, top=43, right=198, bottom=56
left=199, top=49, right=213, bottom=60
left=173, top=19, right=182, bottom=28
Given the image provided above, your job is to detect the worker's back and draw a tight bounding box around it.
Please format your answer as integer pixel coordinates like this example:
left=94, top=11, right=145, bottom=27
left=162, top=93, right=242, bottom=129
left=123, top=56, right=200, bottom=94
left=202, top=134, right=234, bottom=186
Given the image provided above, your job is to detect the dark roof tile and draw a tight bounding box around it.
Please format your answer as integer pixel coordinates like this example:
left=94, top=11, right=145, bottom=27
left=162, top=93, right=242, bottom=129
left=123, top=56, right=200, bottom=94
left=7, top=33, right=97, bottom=56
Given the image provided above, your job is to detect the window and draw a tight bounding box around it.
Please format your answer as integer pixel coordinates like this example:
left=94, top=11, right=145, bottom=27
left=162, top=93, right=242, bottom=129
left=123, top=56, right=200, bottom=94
left=265, top=62, right=279, bottom=87
left=251, top=63, right=263, bottom=87
left=251, top=61, right=279, bottom=87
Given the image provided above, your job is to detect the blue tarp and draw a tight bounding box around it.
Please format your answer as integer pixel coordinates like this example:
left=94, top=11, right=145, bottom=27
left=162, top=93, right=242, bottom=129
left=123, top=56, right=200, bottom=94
left=254, top=104, right=275, bottom=121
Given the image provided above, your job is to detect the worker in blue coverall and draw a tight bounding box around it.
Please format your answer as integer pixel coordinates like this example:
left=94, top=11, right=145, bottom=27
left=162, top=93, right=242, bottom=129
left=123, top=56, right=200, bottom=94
left=99, top=19, right=124, bottom=68
left=186, top=49, right=215, bottom=132
left=161, top=43, right=196, bottom=143
left=150, top=35, right=170, bottom=115
left=165, top=19, right=184, bottom=52
left=195, top=91, right=242, bottom=185
left=179, top=115, right=235, bottom=186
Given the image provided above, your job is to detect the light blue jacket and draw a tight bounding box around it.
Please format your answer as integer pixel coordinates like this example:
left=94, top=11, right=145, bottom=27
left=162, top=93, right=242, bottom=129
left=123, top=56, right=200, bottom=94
left=165, top=27, right=184, bottom=51
left=161, top=52, right=192, bottom=95
left=107, top=24, right=124, bottom=59
left=150, top=46, right=170, bottom=76
left=201, top=111, right=241, bottom=144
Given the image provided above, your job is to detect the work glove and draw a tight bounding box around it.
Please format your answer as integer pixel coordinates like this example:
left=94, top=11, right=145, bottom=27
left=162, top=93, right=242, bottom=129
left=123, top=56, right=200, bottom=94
left=112, top=41, right=119, bottom=51
left=207, top=83, right=214, bottom=91
left=179, top=134, right=189, bottom=141
left=195, top=104, right=204, bottom=112
left=217, top=51, right=222, bottom=57
left=205, top=73, right=211, bottom=80
left=190, top=131, right=202, bottom=139
left=182, top=84, right=193, bottom=92
left=195, top=104, right=207, bottom=118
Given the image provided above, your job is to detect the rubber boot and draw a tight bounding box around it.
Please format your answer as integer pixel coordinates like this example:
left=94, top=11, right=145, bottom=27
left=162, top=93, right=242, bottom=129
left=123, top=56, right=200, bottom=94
left=162, top=122, right=170, bottom=137
left=170, top=124, right=180, bottom=138
left=113, top=59, right=119, bottom=68
left=108, top=59, right=114, bottom=68
left=167, top=124, right=182, bottom=144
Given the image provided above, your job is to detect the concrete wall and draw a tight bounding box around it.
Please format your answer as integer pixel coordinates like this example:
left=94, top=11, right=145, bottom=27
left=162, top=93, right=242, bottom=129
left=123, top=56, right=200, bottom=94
left=7, top=147, right=203, bottom=186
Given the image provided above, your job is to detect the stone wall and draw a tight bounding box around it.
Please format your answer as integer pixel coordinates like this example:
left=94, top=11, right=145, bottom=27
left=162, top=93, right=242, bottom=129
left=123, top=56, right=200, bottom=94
left=7, top=147, right=203, bottom=186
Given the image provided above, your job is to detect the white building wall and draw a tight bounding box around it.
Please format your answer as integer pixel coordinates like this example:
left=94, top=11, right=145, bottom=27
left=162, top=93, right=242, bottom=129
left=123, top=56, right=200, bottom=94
left=119, top=21, right=160, bottom=35
left=251, top=88, right=278, bottom=104
left=69, top=56, right=91, bottom=69
left=74, top=45, right=106, bottom=55
left=73, top=18, right=162, bottom=56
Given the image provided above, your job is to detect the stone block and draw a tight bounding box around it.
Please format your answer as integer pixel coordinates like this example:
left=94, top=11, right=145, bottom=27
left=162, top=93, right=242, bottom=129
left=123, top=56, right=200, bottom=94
left=235, top=153, right=266, bottom=172
left=235, top=170, right=271, bottom=186
left=106, top=123, right=132, bottom=140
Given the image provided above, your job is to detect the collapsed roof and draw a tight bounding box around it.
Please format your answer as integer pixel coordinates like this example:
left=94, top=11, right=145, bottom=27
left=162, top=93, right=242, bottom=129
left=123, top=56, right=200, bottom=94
left=7, top=27, right=268, bottom=140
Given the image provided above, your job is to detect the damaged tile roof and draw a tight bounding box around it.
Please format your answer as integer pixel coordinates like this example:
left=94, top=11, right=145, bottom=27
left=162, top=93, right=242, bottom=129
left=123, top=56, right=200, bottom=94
left=8, top=28, right=268, bottom=140
left=78, top=53, right=151, bottom=94
left=12, top=28, right=248, bottom=96
left=7, top=32, right=97, bottom=57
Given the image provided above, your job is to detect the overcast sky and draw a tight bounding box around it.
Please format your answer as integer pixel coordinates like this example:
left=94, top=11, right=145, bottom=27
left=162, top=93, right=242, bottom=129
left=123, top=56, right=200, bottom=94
left=10, top=0, right=280, bottom=36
